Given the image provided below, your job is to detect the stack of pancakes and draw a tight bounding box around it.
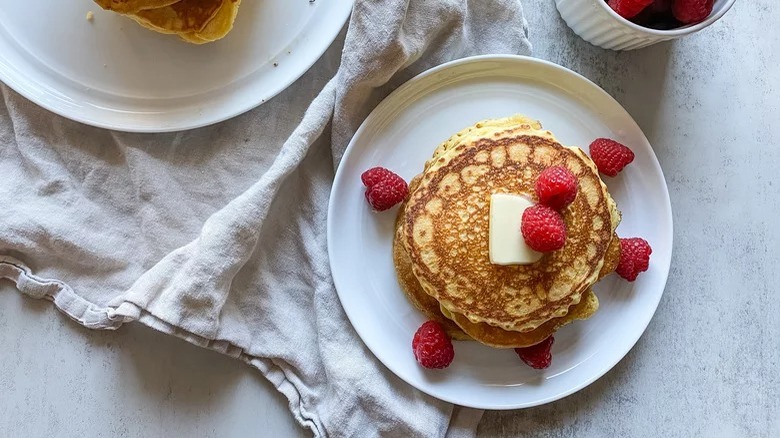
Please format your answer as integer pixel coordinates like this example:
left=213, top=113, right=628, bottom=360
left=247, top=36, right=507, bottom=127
left=94, top=0, right=242, bottom=44
left=394, top=115, right=622, bottom=347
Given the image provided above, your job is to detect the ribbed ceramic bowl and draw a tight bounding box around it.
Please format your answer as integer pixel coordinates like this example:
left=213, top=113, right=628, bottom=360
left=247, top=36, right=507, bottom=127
left=555, top=0, right=736, bottom=51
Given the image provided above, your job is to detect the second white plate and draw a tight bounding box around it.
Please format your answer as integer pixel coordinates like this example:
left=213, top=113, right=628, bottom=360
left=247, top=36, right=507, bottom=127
left=0, top=0, right=352, bottom=132
left=328, top=55, right=673, bottom=409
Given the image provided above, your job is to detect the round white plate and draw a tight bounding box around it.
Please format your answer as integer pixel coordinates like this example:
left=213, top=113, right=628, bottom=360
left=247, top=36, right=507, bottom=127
left=328, top=55, right=673, bottom=409
left=0, top=0, right=352, bottom=132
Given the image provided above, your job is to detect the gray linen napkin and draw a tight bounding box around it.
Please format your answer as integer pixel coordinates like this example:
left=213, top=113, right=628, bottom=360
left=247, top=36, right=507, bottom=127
left=0, top=1, right=531, bottom=436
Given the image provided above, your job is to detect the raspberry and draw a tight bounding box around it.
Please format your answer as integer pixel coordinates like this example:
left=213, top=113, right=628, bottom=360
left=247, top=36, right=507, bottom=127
left=672, top=0, right=713, bottom=24
left=361, top=167, right=395, bottom=187
left=515, top=336, right=554, bottom=369
left=616, top=237, right=653, bottom=281
left=521, top=205, right=567, bottom=252
left=607, top=0, right=654, bottom=19
left=361, top=167, right=409, bottom=211
left=535, top=166, right=578, bottom=210
left=589, top=138, right=635, bottom=177
left=412, top=321, right=455, bottom=369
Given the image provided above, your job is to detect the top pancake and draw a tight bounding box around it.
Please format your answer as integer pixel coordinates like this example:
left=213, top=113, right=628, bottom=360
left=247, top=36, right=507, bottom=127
left=130, top=0, right=224, bottom=34
left=402, top=116, right=619, bottom=332
left=177, top=0, right=242, bottom=44
left=425, top=115, right=542, bottom=170
left=95, top=0, right=241, bottom=44
left=94, top=0, right=181, bottom=14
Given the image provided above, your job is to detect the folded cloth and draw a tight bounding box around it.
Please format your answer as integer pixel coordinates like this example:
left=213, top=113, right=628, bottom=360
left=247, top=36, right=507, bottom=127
left=0, top=0, right=531, bottom=436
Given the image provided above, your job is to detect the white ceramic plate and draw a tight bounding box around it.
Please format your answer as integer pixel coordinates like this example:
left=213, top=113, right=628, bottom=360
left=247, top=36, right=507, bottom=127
left=328, top=55, right=673, bottom=409
left=0, top=0, right=352, bottom=132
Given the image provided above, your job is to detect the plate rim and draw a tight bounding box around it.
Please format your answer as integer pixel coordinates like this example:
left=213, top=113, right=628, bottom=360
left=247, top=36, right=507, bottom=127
left=0, top=2, right=353, bottom=133
left=327, top=54, right=673, bottom=409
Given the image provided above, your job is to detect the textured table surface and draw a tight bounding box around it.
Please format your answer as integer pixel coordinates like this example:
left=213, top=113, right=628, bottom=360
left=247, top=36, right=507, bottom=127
left=1, top=1, right=778, bottom=437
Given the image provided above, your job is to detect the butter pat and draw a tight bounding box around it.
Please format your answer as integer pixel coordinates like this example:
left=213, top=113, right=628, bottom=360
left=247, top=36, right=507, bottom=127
left=489, top=193, right=542, bottom=265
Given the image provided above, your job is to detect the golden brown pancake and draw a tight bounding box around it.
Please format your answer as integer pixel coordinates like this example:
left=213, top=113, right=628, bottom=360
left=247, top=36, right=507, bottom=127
left=442, top=290, right=599, bottom=348
left=393, top=205, right=472, bottom=341
left=95, top=0, right=241, bottom=44
left=425, top=116, right=543, bottom=172
left=93, top=0, right=181, bottom=14
left=177, top=0, right=242, bottom=44
left=393, top=169, right=620, bottom=346
left=130, top=0, right=223, bottom=34
left=403, top=118, right=619, bottom=333
left=393, top=175, right=470, bottom=340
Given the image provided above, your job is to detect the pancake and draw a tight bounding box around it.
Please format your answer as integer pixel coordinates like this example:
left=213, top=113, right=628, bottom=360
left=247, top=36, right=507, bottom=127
left=425, top=115, right=543, bottom=171
left=403, top=117, right=619, bottom=333
left=96, top=0, right=241, bottom=44
left=177, top=0, right=241, bottom=44
left=393, top=190, right=472, bottom=341
left=94, top=0, right=181, bottom=14
left=442, top=290, right=599, bottom=348
left=393, top=118, right=621, bottom=346
left=129, top=0, right=224, bottom=34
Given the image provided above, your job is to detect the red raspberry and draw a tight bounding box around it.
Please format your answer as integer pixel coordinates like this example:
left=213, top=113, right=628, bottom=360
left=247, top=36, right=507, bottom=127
left=616, top=237, right=653, bottom=281
left=521, top=205, right=567, bottom=252
left=535, top=166, right=578, bottom=210
left=515, top=336, right=554, bottom=369
left=361, top=167, right=395, bottom=187
left=589, top=138, right=635, bottom=177
left=412, top=321, right=455, bottom=369
left=607, top=0, right=654, bottom=19
left=672, top=0, right=713, bottom=24
left=361, top=167, right=409, bottom=211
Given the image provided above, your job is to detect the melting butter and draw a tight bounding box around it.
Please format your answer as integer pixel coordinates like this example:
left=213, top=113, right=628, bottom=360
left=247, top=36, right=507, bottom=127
left=488, top=193, right=542, bottom=265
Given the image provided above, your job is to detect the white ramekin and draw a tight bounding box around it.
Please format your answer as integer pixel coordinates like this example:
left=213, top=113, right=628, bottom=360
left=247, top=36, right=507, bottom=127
left=555, top=0, right=736, bottom=51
